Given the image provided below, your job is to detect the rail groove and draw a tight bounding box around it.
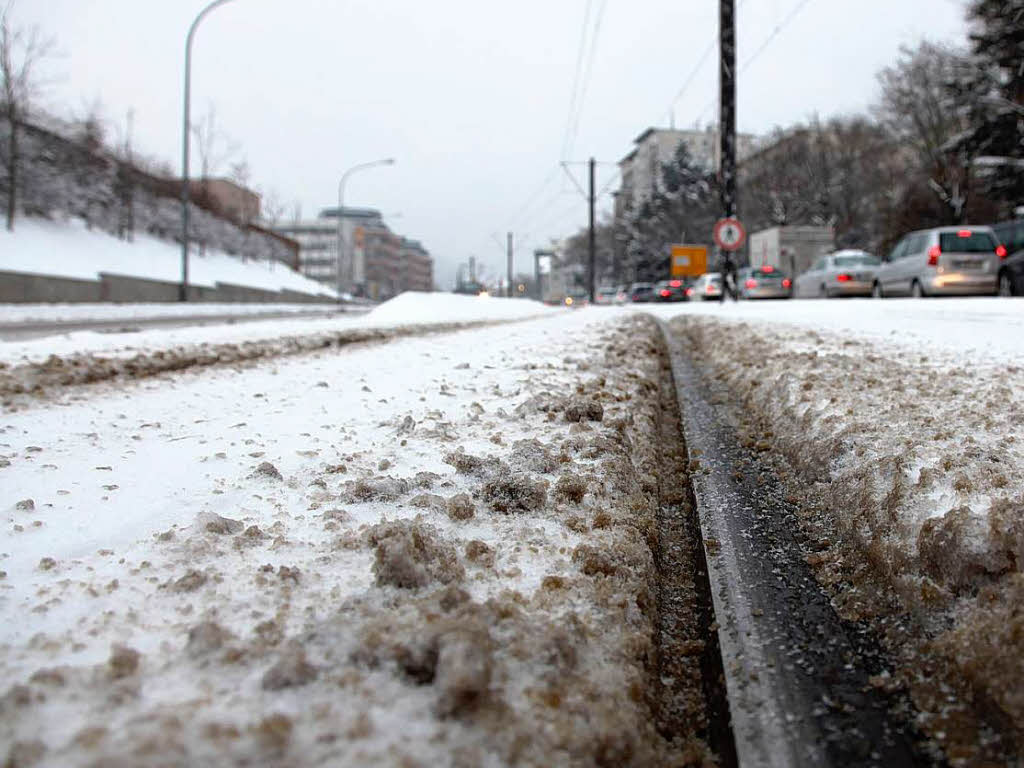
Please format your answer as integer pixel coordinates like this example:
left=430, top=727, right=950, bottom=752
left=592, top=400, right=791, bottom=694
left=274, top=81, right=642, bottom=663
left=661, top=319, right=932, bottom=768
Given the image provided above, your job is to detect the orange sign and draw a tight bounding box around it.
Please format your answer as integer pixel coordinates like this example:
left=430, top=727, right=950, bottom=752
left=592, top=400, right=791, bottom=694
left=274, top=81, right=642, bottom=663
left=354, top=226, right=365, bottom=248
left=670, top=244, right=708, bottom=277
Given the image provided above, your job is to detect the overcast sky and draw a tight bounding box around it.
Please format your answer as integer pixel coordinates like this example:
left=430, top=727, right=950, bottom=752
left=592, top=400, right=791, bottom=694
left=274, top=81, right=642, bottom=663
left=18, top=0, right=969, bottom=288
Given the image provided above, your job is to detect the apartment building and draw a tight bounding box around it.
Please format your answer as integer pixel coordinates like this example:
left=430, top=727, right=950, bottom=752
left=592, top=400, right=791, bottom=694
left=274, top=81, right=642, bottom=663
left=618, top=127, right=759, bottom=210
left=272, top=207, right=432, bottom=299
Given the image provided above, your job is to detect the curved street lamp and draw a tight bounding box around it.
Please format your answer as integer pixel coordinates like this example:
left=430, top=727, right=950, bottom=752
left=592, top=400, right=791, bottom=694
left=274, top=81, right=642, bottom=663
left=336, top=158, right=395, bottom=300
left=180, top=0, right=237, bottom=302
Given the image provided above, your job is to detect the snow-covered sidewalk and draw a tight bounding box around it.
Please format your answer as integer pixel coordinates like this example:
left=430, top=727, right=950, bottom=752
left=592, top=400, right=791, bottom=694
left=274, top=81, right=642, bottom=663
left=0, top=309, right=709, bottom=766
left=0, top=293, right=557, bottom=370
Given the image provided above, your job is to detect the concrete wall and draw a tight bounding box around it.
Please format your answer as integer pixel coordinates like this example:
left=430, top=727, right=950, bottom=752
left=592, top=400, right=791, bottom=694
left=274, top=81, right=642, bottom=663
left=0, top=270, right=336, bottom=304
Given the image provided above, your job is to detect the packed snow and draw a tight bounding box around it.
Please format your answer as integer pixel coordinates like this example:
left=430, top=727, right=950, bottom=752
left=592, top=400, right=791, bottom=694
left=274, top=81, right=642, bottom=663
left=0, top=292, right=556, bottom=370
left=0, top=309, right=710, bottom=766
left=0, top=217, right=335, bottom=298
left=0, top=303, right=349, bottom=325
left=644, top=296, right=1024, bottom=365
left=656, top=296, right=1024, bottom=762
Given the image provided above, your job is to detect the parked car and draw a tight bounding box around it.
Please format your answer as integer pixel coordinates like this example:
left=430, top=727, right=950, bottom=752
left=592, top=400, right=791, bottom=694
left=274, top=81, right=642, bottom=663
left=872, top=226, right=1003, bottom=298
left=595, top=286, right=617, bottom=305
left=692, top=273, right=722, bottom=300
left=654, top=279, right=687, bottom=302
left=794, top=250, right=880, bottom=298
left=737, top=265, right=792, bottom=299
left=628, top=282, right=654, bottom=302
left=993, top=219, right=1024, bottom=297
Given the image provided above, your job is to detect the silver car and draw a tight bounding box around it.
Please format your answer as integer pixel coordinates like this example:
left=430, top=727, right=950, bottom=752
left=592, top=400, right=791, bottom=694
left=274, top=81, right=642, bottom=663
left=794, top=250, right=879, bottom=298
left=692, top=272, right=722, bottom=300
left=873, top=226, right=1001, bottom=298
left=737, top=265, right=792, bottom=299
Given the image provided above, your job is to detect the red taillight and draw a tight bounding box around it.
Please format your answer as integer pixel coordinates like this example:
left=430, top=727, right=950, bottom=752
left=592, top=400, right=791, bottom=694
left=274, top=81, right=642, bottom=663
left=996, top=244, right=1007, bottom=259
left=685, top=287, right=694, bottom=297
left=836, top=273, right=852, bottom=282
left=782, top=278, right=792, bottom=289
left=669, top=280, right=682, bottom=288
left=761, top=265, right=775, bottom=273
left=957, top=229, right=972, bottom=238
left=927, top=245, right=941, bottom=266
left=660, top=289, right=671, bottom=297
left=745, top=279, right=758, bottom=289
left=705, top=285, right=714, bottom=294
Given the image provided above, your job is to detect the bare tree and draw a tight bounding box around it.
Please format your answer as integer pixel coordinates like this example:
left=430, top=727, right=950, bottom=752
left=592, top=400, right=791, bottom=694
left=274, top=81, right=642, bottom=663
left=191, top=103, right=238, bottom=181
left=876, top=41, right=971, bottom=221
left=0, top=0, right=56, bottom=231
left=113, top=108, right=136, bottom=240
left=261, top=188, right=287, bottom=227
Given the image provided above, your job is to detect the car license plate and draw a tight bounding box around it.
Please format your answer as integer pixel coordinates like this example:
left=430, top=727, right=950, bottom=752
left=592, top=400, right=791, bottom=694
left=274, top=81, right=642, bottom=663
left=954, top=259, right=981, bottom=269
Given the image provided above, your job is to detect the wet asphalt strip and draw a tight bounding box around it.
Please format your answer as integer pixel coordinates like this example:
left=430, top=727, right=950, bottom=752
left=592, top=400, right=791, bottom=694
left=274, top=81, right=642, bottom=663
left=661, top=320, right=941, bottom=768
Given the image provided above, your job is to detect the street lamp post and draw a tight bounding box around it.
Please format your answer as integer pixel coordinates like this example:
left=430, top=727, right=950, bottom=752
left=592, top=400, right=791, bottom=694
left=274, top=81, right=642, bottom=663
left=336, top=158, right=395, bottom=300
left=181, top=0, right=237, bottom=302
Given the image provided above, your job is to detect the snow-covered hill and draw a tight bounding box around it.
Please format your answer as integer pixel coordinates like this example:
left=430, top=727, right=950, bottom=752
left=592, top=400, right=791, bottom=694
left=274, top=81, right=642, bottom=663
left=0, top=217, right=335, bottom=299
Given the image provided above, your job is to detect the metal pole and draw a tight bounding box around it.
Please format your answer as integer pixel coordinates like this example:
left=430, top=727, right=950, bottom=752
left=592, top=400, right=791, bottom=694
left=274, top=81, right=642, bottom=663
left=181, top=0, right=236, bottom=302
left=719, top=0, right=737, bottom=220
left=588, top=156, right=596, bottom=303
left=506, top=232, right=513, bottom=297
left=336, top=177, right=346, bottom=300
left=335, top=158, right=395, bottom=300
left=534, top=250, right=542, bottom=300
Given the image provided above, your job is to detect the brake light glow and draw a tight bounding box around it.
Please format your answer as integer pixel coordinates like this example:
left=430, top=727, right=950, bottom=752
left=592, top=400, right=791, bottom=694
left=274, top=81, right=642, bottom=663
left=997, top=244, right=1007, bottom=259
left=782, top=278, right=792, bottom=289
left=836, top=273, right=852, bottom=282
left=927, top=245, right=941, bottom=266
left=705, top=285, right=715, bottom=294
left=745, top=279, right=758, bottom=289
left=685, top=287, right=695, bottom=297
left=669, top=280, right=682, bottom=288
left=761, top=265, right=775, bottom=273
left=957, top=230, right=972, bottom=238
left=660, top=289, right=671, bottom=297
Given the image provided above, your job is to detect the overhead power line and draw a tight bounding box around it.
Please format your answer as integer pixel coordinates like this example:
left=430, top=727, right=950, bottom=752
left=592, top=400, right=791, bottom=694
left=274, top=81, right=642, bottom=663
left=561, top=0, right=594, bottom=161
left=564, top=0, right=609, bottom=161
left=695, top=0, right=820, bottom=122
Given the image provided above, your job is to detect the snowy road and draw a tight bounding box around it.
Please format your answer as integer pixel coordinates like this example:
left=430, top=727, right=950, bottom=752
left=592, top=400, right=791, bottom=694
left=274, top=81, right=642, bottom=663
left=3, top=294, right=1023, bottom=765
left=644, top=295, right=1024, bottom=365
left=0, top=304, right=713, bottom=766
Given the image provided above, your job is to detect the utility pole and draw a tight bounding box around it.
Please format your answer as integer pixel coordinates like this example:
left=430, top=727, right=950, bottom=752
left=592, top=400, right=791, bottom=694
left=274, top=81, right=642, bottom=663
left=588, top=156, right=596, bottom=303
left=719, top=0, right=737, bottom=220
left=469, top=256, right=476, bottom=284
left=534, top=250, right=542, bottom=300
left=507, top=231, right=514, bottom=298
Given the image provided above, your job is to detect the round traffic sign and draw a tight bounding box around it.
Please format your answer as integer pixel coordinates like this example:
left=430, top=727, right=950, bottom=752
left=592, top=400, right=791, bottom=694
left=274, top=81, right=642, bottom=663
left=713, top=218, right=746, bottom=251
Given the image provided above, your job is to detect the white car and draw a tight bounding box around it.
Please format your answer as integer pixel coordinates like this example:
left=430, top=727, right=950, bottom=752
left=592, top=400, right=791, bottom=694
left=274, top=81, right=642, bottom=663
left=692, top=273, right=723, bottom=300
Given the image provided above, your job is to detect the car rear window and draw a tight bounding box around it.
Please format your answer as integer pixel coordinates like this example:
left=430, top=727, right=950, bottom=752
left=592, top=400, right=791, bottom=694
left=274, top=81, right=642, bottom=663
left=939, top=231, right=996, bottom=253
left=834, top=254, right=880, bottom=267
